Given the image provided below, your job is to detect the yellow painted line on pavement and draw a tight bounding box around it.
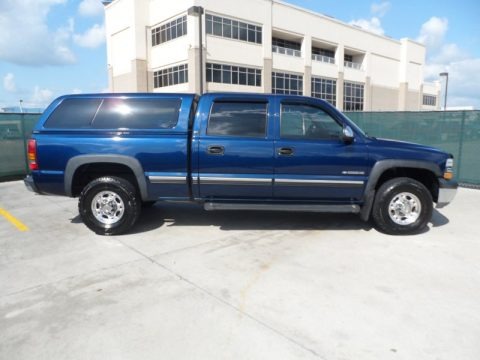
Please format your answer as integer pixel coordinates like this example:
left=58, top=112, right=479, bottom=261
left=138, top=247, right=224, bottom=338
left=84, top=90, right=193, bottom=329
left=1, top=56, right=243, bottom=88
left=0, top=208, right=29, bottom=232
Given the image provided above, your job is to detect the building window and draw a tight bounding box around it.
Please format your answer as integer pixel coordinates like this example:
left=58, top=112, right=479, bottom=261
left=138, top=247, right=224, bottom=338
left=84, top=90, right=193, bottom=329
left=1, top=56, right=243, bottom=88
left=272, top=38, right=301, bottom=51
left=344, top=82, right=364, bottom=111
left=423, top=95, right=437, bottom=106
left=344, top=54, right=363, bottom=70
left=311, top=77, right=336, bottom=106
left=312, top=47, right=335, bottom=64
left=272, top=37, right=302, bottom=57
left=152, top=16, right=187, bottom=46
left=206, top=63, right=261, bottom=86
left=312, top=47, right=334, bottom=58
left=154, top=64, right=188, bottom=88
left=272, top=72, right=303, bottom=95
left=206, top=14, right=262, bottom=44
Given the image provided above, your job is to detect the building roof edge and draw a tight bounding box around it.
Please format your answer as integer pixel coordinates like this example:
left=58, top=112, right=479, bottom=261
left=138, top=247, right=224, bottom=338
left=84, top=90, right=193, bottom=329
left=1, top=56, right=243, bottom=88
left=271, top=0, right=405, bottom=45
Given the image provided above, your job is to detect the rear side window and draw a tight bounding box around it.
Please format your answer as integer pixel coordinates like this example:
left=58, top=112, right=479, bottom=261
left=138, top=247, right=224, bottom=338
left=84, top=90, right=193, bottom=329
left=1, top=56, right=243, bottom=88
left=207, top=102, right=267, bottom=137
left=44, top=98, right=102, bottom=128
left=92, top=98, right=181, bottom=129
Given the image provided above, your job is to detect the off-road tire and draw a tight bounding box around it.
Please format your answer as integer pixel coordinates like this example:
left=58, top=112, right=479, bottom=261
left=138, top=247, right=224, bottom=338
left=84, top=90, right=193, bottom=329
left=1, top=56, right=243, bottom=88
left=78, top=176, right=141, bottom=235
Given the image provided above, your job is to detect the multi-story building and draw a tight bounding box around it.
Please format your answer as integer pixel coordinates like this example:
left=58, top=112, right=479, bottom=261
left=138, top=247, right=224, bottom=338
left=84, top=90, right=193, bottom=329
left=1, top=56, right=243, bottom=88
left=104, top=0, right=441, bottom=111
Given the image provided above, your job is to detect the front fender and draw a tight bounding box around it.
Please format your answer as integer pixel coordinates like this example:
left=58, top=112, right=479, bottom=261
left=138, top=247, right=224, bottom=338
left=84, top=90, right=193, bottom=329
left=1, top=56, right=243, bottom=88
left=359, top=160, right=442, bottom=221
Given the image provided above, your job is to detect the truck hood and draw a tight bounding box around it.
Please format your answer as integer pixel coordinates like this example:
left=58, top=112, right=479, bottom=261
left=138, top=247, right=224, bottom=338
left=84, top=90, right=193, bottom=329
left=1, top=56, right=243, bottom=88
left=372, top=138, right=449, bottom=155
left=367, top=137, right=451, bottom=171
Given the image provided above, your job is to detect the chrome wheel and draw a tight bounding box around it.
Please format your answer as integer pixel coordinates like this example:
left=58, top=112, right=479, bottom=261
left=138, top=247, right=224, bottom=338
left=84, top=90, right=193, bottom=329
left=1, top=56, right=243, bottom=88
left=91, top=191, right=125, bottom=225
left=388, top=192, right=421, bottom=225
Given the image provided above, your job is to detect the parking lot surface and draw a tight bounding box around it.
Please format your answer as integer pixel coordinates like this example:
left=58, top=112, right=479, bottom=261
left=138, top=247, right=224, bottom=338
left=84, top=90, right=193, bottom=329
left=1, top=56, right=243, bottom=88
left=1, top=180, right=479, bottom=360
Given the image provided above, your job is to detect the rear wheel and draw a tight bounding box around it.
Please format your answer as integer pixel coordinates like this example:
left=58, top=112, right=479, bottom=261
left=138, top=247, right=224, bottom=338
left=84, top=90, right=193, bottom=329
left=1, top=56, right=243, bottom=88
left=372, top=177, right=433, bottom=235
left=78, top=176, right=141, bottom=235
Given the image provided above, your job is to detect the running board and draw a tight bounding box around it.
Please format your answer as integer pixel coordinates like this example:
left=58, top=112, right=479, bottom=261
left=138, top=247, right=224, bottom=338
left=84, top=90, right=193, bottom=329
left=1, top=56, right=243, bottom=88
left=204, top=203, right=360, bottom=213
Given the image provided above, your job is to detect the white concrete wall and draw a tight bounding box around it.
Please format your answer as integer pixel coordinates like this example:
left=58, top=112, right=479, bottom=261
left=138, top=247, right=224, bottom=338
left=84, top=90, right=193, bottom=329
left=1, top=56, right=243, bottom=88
left=206, top=37, right=263, bottom=68
left=344, top=68, right=366, bottom=83
left=150, top=39, right=190, bottom=70
left=196, top=0, right=268, bottom=26
left=110, top=28, right=133, bottom=76
left=369, top=54, right=400, bottom=88
left=272, top=53, right=305, bottom=74
left=207, top=82, right=261, bottom=93
left=423, top=82, right=441, bottom=96
left=311, top=61, right=337, bottom=79
left=149, top=0, right=194, bottom=26
left=153, top=83, right=190, bottom=93
left=106, top=0, right=135, bottom=76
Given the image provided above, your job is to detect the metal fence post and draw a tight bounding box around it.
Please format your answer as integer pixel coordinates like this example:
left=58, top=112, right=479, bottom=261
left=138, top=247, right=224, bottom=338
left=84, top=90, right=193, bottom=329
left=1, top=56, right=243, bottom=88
left=19, top=113, right=29, bottom=174
left=456, top=111, right=466, bottom=182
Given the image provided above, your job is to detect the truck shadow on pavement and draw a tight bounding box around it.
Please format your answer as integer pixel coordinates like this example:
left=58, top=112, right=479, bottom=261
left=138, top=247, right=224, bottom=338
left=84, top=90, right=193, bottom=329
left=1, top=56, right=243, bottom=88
left=117, top=202, right=449, bottom=235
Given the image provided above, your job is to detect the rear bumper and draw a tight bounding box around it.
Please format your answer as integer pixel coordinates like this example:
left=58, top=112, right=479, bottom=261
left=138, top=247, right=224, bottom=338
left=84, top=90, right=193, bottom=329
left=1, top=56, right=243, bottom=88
left=436, top=179, right=458, bottom=208
left=24, top=175, right=41, bottom=194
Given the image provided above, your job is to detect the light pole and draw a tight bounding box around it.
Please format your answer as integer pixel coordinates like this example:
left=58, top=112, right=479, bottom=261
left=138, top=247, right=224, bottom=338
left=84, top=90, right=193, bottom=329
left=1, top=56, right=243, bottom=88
left=19, top=99, right=24, bottom=113
left=188, top=6, right=204, bottom=95
left=439, top=72, right=449, bottom=111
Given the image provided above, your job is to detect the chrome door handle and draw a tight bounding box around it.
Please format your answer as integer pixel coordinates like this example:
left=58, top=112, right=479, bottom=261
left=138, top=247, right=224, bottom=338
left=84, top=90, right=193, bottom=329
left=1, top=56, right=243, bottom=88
left=207, top=145, right=225, bottom=155
left=278, top=147, right=294, bottom=156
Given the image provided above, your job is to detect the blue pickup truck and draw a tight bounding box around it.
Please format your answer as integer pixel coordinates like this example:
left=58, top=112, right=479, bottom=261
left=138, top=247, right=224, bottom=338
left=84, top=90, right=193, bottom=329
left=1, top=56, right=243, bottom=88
left=24, top=93, right=457, bottom=235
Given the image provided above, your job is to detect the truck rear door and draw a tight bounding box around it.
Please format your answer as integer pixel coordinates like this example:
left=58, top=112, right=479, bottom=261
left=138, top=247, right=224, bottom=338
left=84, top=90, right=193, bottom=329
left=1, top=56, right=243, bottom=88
left=193, top=95, right=274, bottom=200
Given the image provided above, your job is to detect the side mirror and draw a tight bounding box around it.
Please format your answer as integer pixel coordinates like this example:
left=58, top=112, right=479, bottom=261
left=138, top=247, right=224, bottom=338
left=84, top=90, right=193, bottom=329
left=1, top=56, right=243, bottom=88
left=341, top=126, right=355, bottom=144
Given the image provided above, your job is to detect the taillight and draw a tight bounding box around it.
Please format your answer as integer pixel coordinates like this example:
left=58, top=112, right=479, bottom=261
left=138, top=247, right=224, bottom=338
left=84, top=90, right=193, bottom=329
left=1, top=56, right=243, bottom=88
left=27, top=139, right=38, bottom=170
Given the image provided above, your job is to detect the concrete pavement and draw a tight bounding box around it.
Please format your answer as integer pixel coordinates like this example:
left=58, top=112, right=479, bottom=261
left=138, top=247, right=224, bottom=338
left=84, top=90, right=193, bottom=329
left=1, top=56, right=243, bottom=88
left=1, top=180, right=479, bottom=360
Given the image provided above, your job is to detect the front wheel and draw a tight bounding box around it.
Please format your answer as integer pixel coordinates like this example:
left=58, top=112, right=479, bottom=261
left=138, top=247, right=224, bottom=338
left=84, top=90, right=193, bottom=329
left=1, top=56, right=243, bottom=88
left=372, top=177, right=433, bottom=235
left=78, top=176, right=141, bottom=235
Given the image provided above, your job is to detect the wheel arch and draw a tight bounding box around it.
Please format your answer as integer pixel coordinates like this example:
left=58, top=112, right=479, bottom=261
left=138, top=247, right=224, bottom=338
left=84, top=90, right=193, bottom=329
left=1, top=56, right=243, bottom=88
left=65, top=155, right=148, bottom=201
left=360, top=160, right=441, bottom=221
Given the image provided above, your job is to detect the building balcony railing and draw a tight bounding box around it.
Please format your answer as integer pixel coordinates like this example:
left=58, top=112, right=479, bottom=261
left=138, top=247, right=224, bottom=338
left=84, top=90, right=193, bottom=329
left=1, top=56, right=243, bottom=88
left=312, top=54, right=335, bottom=64
left=272, top=45, right=301, bottom=58
left=344, top=60, right=362, bottom=70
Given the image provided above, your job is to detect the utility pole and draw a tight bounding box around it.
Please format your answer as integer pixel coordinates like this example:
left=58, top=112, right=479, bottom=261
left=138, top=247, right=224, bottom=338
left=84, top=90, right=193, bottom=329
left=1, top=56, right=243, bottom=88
left=439, top=72, right=449, bottom=111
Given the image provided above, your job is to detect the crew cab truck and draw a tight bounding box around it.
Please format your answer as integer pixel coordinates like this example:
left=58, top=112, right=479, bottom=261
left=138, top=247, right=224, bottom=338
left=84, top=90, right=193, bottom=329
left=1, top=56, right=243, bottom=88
left=24, top=93, right=458, bottom=235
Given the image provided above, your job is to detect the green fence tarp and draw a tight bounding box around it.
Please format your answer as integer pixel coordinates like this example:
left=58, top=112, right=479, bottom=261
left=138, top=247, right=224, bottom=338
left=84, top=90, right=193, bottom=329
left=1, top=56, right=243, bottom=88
left=345, top=111, right=480, bottom=185
left=1, top=111, right=479, bottom=185
left=0, top=113, right=40, bottom=178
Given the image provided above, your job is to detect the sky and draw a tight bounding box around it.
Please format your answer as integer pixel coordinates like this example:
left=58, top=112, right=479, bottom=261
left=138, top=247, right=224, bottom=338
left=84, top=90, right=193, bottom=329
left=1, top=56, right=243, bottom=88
left=0, top=0, right=479, bottom=110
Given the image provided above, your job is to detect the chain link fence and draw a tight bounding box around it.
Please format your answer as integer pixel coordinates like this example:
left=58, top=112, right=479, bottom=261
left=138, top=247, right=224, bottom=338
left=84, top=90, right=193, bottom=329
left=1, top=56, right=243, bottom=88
left=1, top=111, right=479, bottom=185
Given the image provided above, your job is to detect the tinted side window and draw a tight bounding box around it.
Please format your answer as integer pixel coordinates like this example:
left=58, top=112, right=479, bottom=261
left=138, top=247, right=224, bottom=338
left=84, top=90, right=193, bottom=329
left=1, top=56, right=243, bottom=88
left=207, top=102, right=267, bottom=137
left=281, top=104, right=341, bottom=140
left=44, top=98, right=102, bottom=128
left=92, top=98, right=181, bottom=129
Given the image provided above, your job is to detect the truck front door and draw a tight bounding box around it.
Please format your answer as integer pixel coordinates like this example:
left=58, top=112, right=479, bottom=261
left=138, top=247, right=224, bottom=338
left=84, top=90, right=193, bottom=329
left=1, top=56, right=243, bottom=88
left=273, top=98, right=369, bottom=202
